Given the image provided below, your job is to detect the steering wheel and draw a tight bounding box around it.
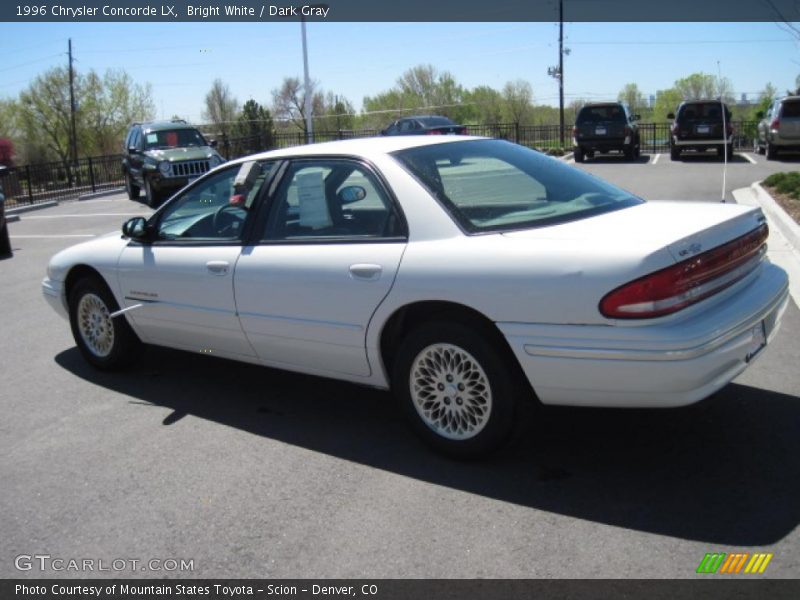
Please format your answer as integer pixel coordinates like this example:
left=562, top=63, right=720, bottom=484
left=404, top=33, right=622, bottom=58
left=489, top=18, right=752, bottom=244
left=212, top=203, right=247, bottom=237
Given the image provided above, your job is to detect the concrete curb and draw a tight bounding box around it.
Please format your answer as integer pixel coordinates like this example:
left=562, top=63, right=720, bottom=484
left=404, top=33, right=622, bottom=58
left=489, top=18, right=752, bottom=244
left=6, top=200, right=59, bottom=216
left=79, top=187, right=125, bottom=201
left=752, top=182, right=800, bottom=254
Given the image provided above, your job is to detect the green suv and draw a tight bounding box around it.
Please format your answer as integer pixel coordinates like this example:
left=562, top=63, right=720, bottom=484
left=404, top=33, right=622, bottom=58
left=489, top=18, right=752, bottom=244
left=122, top=120, right=225, bottom=207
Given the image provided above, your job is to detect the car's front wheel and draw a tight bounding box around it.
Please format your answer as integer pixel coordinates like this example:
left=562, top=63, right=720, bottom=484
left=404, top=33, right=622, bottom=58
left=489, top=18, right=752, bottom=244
left=125, top=175, right=140, bottom=200
left=393, top=322, right=519, bottom=459
left=144, top=178, right=160, bottom=208
left=68, top=277, right=141, bottom=370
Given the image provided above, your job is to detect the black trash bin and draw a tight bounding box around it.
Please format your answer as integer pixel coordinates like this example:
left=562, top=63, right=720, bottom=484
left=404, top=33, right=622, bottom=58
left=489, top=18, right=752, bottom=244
left=0, top=166, right=12, bottom=259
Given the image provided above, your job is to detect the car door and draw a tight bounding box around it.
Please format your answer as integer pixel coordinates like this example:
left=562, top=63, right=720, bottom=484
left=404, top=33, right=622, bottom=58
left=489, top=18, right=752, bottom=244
left=234, top=158, right=407, bottom=378
left=117, top=162, right=271, bottom=360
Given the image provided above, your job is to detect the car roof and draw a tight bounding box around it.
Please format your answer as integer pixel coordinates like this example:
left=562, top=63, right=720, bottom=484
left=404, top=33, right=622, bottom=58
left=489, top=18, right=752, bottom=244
left=679, top=99, right=729, bottom=106
left=139, top=120, right=197, bottom=132
left=579, top=102, right=623, bottom=108
left=226, top=135, right=487, bottom=166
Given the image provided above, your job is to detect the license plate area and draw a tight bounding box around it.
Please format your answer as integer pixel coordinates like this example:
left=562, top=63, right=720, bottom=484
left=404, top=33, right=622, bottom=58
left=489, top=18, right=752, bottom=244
left=595, top=127, right=607, bottom=135
left=745, top=320, right=767, bottom=362
left=697, top=125, right=710, bottom=134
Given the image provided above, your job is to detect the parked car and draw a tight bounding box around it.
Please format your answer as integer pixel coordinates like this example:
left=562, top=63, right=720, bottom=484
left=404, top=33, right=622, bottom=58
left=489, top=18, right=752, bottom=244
left=755, top=96, right=800, bottom=160
left=43, top=136, right=789, bottom=458
left=122, top=119, right=225, bottom=208
left=380, top=115, right=467, bottom=136
left=668, top=101, right=734, bottom=160
left=572, top=102, right=640, bottom=162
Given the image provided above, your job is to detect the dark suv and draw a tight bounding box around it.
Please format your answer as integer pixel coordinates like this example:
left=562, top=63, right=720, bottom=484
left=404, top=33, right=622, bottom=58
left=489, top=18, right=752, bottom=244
left=668, top=101, right=733, bottom=161
left=572, top=103, right=640, bottom=162
left=122, top=120, right=225, bottom=207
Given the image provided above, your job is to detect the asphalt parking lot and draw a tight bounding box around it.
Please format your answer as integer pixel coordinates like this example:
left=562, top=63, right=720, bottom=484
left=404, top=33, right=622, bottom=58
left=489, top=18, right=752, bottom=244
left=1, top=154, right=799, bottom=579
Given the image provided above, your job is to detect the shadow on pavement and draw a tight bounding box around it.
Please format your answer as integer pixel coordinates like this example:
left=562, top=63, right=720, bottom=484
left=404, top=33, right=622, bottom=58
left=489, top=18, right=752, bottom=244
left=56, top=345, right=800, bottom=546
left=674, top=153, right=751, bottom=164
left=579, top=154, right=651, bottom=165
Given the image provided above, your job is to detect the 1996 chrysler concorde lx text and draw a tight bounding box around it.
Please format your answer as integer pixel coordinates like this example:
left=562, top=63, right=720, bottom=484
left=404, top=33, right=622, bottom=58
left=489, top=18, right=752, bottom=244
left=42, top=137, right=790, bottom=457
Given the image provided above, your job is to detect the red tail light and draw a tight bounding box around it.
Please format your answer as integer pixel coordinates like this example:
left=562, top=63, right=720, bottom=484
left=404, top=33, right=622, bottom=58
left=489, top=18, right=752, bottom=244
left=599, top=224, right=768, bottom=319
left=726, top=123, right=733, bottom=136
left=427, top=130, right=442, bottom=135
left=461, top=127, right=468, bottom=135
left=624, top=126, right=632, bottom=136
left=770, top=118, right=780, bottom=130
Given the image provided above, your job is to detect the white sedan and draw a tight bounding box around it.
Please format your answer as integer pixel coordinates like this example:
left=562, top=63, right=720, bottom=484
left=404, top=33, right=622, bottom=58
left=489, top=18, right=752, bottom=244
left=43, top=136, right=790, bottom=457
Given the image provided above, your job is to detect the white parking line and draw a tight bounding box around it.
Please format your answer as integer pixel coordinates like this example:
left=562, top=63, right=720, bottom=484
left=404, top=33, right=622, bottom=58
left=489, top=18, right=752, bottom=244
left=742, top=153, right=757, bottom=164
left=566, top=157, right=575, bottom=164
left=651, top=153, right=661, bottom=165
left=10, top=234, right=96, bottom=238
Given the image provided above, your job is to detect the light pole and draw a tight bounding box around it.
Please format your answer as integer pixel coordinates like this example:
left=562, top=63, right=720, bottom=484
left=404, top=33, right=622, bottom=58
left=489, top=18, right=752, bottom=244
left=301, top=18, right=313, bottom=144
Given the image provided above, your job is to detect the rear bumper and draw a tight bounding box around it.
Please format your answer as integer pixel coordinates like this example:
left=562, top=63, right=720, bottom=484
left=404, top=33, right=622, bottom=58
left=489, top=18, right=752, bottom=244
left=574, top=137, right=634, bottom=151
left=498, top=263, right=789, bottom=408
left=673, top=138, right=729, bottom=147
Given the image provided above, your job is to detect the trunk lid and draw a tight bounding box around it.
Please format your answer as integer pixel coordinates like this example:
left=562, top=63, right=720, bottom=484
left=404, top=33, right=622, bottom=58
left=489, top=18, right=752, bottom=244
left=503, top=201, right=765, bottom=265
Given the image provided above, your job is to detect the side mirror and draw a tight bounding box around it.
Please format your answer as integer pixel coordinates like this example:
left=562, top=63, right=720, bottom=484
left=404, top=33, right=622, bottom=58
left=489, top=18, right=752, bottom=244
left=755, top=111, right=765, bottom=119
left=122, top=216, right=150, bottom=240
left=667, top=113, right=675, bottom=120
left=127, top=146, right=139, bottom=154
left=208, top=139, right=218, bottom=148
left=337, top=185, right=366, bottom=204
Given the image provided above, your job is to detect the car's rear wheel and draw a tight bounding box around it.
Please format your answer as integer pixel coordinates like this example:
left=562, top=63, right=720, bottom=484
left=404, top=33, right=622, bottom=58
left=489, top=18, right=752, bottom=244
left=670, top=145, right=680, bottom=161
left=68, top=277, right=141, bottom=370
left=125, top=175, right=140, bottom=200
left=573, top=148, right=584, bottom=163
left=624, top=146, right=634, bottom=161
left=766, top=142, right=777, bottom=160
left=392, top=322, right=519, bottom=459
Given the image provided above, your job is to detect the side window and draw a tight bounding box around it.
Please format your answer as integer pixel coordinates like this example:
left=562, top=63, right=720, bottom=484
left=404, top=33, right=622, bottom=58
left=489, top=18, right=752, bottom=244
left=155, top=163, right=267, bottom=241
left=133, top=129, right=144, bottom=151
left=264, top=160, right=402, bottom=241
left=399, top=120, right=414, bottom=133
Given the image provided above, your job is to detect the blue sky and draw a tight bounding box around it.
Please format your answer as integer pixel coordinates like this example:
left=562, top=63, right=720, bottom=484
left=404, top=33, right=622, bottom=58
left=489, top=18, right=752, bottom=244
left=0, top=21, right=797, bottom=122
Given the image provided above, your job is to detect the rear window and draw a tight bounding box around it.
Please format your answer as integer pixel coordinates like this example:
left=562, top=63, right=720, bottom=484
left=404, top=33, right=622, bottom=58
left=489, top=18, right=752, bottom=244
left=678, top=103, right=731, bottom=121
left=144, top=128, right=207, bottom=149
left=781, top=101, right=800, bottom=118
left=577, top=105, right=626, bottom=124
left=418, top=117, right=456, bottom=127
left=392, top=139, right=642, bottom=233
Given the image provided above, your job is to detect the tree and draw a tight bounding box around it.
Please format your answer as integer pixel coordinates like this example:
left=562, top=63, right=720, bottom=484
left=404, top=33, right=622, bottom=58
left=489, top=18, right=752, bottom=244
left=17, top=67, right=74, bottom=170
left=271, top=76, right=324, bottom=134
left=363, top=65, right=469, bottom=125
left=653, top=88, right=683, bottom=121
left=203, top=79, right=239, bottom=137
left=319, top=93, right=355, bottom=131
left=758, top=83, right=778, bottom=114
left=462, top=86, right=504, bottom=125
left=617, top=83, right=645, bottom=115
left=673, top=72, right=734, bottom=103
left=501, top=80, right=534, bottom=125
left=234, top=99, right=274, bottom=151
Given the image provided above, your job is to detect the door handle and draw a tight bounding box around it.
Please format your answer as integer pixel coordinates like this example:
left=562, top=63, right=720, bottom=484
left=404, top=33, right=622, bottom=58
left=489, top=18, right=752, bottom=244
left=206, top=260, right=230, bottom=275
left=349, top=263, right=382, bottom=281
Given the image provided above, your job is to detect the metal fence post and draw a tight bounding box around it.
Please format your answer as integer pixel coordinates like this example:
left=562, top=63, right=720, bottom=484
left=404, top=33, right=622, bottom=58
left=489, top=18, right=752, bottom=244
left=25, top=165, right=33, bottom=204
left=88, top=156, right=96, bottom=193
left=515, top=122, right=520, bottom=144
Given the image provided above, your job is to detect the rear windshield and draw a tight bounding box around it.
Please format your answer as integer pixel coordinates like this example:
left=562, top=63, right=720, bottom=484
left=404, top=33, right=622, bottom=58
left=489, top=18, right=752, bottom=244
left=392, top=139, right=642, bottom=233
left=418, top=117, right=456, bottom=127
left=577, top=105, right=626, bottom=124
left=782, top=100, right=800, bottom=118
left=678, top=103, right=731, bottom=121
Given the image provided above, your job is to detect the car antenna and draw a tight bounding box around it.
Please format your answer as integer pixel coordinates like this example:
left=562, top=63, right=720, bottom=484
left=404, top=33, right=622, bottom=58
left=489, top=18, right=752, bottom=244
left=717, top=60, right=728, bottom=203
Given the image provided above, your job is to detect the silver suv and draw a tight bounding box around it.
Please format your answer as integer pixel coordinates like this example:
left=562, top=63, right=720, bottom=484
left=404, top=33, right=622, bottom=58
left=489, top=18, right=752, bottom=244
left=756, top=96, right=800, bottom=160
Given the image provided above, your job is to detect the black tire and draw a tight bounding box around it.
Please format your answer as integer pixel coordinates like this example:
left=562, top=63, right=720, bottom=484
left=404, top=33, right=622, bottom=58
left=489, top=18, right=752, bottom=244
left=726, top=144, right=734, bottom=160
left=392, top=321, right=521, bottom=459
left=766, top=142, right=777, bottom=160
left=125, top=175, right=140, bottom=200
left=624, top=146, right=634, bottom=161
left=756, top=143, right=766, bottom=155
left=0, top=222, right=12, bottom=258
left=573, top=148, right=584, bottom=163
left=670, top=145, right=680, bottom=161
left=144, top=178, right=160, bottom=208
left=68, top=277, right=141, bottom=370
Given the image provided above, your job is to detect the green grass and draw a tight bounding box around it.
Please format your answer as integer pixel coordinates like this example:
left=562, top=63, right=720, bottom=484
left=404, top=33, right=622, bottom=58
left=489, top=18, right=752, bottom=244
left=763, top=172, right=800, bottom=200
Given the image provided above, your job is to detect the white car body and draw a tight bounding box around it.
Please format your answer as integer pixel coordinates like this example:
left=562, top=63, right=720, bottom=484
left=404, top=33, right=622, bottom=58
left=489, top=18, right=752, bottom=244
left=43, top=136, right=789, bottom=416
